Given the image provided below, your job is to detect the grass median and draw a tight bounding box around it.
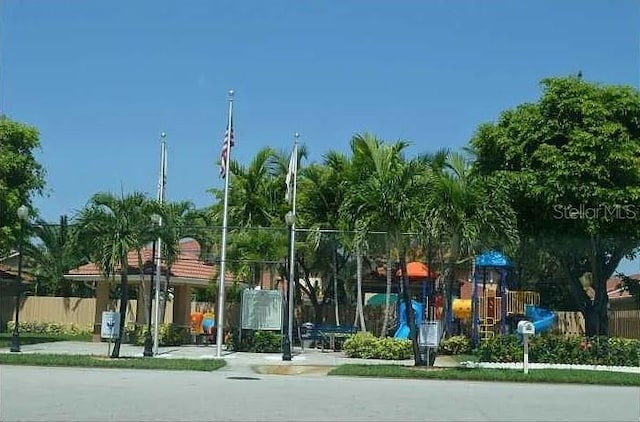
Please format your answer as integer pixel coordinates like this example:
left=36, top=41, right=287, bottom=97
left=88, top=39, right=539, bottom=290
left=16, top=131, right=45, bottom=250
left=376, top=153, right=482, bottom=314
left=0, top=353, right=226, bottom=371
left=329, top=364, right=640, bottom=386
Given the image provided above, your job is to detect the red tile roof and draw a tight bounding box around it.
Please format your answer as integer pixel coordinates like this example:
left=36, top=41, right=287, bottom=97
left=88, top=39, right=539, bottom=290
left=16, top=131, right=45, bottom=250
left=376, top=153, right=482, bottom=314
left=67, top=239, right=233, bottom=283
left=0, top=264, right=35, bottom=282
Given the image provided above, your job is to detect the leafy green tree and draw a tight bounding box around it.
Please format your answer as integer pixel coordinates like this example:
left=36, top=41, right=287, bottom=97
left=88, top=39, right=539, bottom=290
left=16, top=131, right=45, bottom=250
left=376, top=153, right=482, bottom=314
left=471, top=76, right=640, bottom=336
left=0, top=117, right=46, bottom=255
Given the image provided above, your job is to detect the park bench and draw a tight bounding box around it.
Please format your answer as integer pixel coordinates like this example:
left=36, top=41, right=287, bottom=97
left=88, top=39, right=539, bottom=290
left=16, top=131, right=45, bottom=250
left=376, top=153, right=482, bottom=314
left=298, top=323, right=357, bottom=352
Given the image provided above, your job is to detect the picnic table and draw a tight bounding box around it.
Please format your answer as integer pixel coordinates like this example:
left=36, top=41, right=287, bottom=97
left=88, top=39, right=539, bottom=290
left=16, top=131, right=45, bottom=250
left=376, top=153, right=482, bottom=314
left=298, top=323, right=357, bottom=352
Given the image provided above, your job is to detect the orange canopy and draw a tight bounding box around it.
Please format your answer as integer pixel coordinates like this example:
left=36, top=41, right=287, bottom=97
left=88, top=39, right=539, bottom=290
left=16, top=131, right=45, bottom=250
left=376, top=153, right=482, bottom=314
left=396, top=262, right=438, bottom=279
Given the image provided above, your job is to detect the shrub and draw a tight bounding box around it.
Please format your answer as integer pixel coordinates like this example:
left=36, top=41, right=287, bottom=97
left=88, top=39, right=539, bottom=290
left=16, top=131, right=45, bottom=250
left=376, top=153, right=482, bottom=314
left=477, top=334, right=640, bottom=367
left=226, top=329, right=281, bottom=353
left=343, top=332, right=412, bottom=360
left=476, top=335, right=523, bottom=363
left=439, top=335, right=472, bottom=355
left=250, top=330, right=281, bottom=353
left=131, top=324, right=189, bottom=346
left=6, top=321, right=92, bottom=336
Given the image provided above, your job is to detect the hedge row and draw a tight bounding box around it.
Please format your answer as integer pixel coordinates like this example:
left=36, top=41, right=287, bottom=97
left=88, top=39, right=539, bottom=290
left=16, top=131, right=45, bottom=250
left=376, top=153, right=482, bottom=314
left=343, top=332, right=413, bottom=360
left=225, top=330, right=282, bottom=353
left=477, top=334, right=640, bottom=367
left=6, top=321, right=92, bottom=336
left=130, top=324, right=191, bottom=347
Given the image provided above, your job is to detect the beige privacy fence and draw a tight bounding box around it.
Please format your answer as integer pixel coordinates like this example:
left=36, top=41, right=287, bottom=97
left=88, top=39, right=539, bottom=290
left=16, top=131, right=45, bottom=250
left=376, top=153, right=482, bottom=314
left=2, top=297, right=639, bottom=339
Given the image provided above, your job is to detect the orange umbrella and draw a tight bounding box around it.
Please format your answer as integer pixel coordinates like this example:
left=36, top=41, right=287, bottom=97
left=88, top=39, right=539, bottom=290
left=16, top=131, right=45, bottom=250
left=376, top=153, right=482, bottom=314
left=396, top=261, right=438, bottom=280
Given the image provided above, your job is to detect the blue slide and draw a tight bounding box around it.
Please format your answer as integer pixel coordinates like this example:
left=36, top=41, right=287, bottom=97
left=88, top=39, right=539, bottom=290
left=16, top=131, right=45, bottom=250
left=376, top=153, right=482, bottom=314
left=524, top=305, right=556, bottom=334
left=394, top=300, right=423, bottom=339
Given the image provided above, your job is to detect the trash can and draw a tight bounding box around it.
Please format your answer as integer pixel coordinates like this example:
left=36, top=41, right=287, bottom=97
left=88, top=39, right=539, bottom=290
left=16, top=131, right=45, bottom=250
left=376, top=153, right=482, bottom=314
left=299, top=322, right=315, bottom=351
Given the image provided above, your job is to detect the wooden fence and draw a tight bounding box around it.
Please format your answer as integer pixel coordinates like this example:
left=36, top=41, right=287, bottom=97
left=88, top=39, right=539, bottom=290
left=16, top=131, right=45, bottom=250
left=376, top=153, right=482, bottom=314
left=3, top=297, right=639, bottom=340
left=553, top=310, right=640, bottom=339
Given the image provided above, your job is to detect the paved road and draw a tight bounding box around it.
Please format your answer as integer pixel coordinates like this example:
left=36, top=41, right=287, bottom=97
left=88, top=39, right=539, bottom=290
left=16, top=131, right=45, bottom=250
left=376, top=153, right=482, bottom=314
left=1, top=365, right=639, bottom=421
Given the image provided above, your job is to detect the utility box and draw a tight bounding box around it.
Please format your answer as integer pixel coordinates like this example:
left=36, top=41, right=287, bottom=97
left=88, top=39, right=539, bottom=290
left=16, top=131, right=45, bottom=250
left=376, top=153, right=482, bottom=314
left=101, top=311, right=120, bottom=339
left=517, top=320, right=535, bottom=335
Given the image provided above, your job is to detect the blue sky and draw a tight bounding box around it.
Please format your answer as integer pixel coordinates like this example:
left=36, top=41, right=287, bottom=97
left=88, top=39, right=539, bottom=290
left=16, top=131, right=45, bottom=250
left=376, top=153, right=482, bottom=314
left=2, top=1, right=639, bottom=273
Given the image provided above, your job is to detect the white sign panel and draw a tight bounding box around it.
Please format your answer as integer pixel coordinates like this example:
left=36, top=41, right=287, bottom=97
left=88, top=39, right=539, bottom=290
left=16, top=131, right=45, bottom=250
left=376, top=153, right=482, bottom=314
left=101, top=311, right=120, bottom=339
left=241, top=289, right=283, bottom=330
left=418, top=321, right=440, bottom=347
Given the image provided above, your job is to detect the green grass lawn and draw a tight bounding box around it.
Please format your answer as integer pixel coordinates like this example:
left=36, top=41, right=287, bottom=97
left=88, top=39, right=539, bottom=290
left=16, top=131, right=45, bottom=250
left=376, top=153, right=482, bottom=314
left=0, top=353, right=226, bottom=371
left=0, top=332, right=92, bottom=348
left=329, top=364, right=640, bottom=386
left=451, top=353, right=479, bottom=363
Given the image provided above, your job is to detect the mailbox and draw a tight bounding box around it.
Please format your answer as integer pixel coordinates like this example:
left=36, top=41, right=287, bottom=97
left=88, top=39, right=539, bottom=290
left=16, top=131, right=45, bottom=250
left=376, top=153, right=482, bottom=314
left=517, top=320, right=535, bottom=335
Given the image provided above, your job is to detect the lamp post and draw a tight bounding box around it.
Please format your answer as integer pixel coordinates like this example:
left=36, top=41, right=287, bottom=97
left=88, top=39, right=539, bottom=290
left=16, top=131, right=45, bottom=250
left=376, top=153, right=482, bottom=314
left=150, top=213, right=163, bottom=356
left=282, top=210, right=295, bottom=361
left=143, top=240, right=157, bottom=357
left=10, top=205, right=29, bottom=353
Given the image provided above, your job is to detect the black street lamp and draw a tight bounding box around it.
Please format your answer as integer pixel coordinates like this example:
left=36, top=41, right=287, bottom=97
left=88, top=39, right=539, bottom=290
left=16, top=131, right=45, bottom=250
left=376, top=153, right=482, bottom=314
left=282, top=211, right=295, bottom=361
left=10, top=205, right=29, bottom=353
left=143, top=213, right=162, bottom=357
left=143, top=241, right=157, bottom=357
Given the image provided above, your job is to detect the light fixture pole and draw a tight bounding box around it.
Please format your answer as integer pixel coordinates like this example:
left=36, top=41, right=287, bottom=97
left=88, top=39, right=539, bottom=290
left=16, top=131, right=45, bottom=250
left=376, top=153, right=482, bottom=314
left=143, top=240, right=157, bottom=357
left=150, top=213, right=162, bottom=356
left=282, top=210, right=296, bottom=361
left=10, top=205, right=29, bottom=353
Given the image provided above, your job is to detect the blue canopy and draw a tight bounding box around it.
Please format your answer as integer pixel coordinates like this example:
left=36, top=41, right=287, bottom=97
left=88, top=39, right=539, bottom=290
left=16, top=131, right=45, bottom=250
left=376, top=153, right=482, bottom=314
left=475, top=250, right=512, bottom=268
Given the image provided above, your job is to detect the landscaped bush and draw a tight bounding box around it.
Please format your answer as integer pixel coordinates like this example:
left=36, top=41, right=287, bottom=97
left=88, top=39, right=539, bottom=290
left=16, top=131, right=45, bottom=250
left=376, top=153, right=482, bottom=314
left=6, top=321, right=92, bottom=336
left=439, top=335, right=473, bottom=355
left=131, top=324, right=190, bottom=346
left=343, top=332, right=413, bottom=360
left=225, top=329, right=281, bottom=353
left=476, top=334, right=640, bottom=367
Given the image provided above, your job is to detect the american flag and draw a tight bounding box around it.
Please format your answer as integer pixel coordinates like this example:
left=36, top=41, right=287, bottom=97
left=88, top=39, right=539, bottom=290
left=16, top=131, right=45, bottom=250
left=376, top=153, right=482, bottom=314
left=219, top=117, right=234, bottom=178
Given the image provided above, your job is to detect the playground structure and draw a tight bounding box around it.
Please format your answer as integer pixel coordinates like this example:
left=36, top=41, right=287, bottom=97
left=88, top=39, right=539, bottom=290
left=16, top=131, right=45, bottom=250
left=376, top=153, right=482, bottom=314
left=462, top=250, right=553, bottom=346
left=393, top=262, right=442, bottom=341
left=189, top=310, right=216, bottom=344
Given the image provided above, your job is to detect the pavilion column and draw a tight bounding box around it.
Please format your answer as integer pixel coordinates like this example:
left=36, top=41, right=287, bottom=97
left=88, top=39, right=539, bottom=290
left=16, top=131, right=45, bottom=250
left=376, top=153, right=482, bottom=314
left=93, top=280, right=110, bottom=342
left=172, top=285, right=192, bottom=328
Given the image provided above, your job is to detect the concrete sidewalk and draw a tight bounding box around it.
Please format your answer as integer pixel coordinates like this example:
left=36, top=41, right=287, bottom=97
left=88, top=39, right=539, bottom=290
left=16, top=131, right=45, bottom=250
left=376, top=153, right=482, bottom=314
left=0, top=340, right=460, bottom=373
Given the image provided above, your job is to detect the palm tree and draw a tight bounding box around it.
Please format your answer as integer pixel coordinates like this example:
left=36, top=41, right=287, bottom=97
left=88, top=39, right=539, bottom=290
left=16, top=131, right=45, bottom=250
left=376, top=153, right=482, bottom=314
left=27, top=215, right=84, bottom=297
left=340, top=133, right=423, bottom=345
left=155, top=200, right=208, bottom=323
left=76, top=192, right=159, bottom=358
left=424, top=151, right=519, bottom=336
left=298, top=155, right=351, bottom=325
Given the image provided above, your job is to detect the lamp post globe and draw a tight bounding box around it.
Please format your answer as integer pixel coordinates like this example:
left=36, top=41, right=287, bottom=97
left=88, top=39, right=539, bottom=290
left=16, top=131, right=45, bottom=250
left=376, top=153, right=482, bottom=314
left=11, top=205, right=29, bottom=353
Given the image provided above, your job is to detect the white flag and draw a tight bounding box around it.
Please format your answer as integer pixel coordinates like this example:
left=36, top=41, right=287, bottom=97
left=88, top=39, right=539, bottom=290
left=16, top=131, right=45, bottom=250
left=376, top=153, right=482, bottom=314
left=285, top=143, right=297, bottom=203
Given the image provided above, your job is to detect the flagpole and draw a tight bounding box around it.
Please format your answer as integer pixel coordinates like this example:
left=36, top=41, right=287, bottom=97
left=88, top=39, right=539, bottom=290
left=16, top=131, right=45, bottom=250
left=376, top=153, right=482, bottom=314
left=216, top=89, right=234, bottom=358
left=153, top=132, right=167, bottom=356
left=287, top=133, right=299, bottom=355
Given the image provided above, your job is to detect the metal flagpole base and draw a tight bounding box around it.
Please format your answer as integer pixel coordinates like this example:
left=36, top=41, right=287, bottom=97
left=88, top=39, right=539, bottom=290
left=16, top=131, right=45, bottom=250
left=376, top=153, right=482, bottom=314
left=10, top=332, right=21, bottom=353
left=282, top=335, right=292, bottom=361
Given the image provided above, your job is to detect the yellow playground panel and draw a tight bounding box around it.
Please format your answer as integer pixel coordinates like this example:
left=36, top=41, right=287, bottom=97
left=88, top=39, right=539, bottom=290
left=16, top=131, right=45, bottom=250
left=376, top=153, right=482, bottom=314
left=452, top=289, right=540, bottom=339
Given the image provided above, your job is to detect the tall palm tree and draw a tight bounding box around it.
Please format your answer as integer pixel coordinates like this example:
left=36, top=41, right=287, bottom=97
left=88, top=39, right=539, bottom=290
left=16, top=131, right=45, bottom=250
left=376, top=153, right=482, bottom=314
left=340, top=133, right=423, bottom=344
left=76, top=192, right=159, bottom=358
left=298, top=156, right=351, bottom=325
left=424, top=151, right=519, bottom=335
